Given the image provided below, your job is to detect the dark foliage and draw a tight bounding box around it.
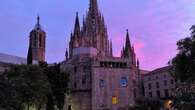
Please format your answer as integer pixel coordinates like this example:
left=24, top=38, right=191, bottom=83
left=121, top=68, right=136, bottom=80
left=0, top=63, right=69, bottom=110
left=170, top=25, right=195, bottom=82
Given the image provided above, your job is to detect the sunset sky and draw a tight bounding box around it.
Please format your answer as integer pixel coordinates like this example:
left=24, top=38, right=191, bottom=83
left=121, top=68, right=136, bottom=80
left=0, top=0, right=195, bottom=70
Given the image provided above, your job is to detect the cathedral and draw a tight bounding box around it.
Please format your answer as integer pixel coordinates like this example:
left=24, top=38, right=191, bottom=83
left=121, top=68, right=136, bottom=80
left=27, top=0, right=142, bottom=110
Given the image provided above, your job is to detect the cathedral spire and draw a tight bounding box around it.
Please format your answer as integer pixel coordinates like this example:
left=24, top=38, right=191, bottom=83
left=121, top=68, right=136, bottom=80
left=73, top=12, right=80, bottom=37
left=123, top=29, right=133, bottom=58
left=125, top=29, right=131, bottom=48
left=89, top=0, right=99, bottom=14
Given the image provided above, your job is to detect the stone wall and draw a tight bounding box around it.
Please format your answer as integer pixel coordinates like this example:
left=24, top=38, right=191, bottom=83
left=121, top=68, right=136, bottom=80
left=92, top=66, right=134, bottom=110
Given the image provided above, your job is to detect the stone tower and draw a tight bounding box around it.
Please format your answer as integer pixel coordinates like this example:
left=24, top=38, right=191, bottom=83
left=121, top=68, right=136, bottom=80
left=27, top=16, right=46, bottom=64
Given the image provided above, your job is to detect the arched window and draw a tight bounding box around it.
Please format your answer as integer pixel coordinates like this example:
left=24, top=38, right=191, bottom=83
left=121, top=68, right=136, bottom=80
left=120, top=77, right=128, bottom=87
left=99, top=79, right=105, bottom=87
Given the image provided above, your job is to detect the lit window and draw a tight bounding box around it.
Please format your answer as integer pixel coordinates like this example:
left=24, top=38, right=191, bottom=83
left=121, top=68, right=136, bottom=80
left=120, top=77, right=128, bottom=87
left=112, top=96, right=118, bottom=105
left=99, top=79, right=105, bottom=87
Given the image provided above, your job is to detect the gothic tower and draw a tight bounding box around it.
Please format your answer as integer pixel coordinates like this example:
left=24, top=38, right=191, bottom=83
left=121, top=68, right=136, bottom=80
left=121, top=29, right=136, bottom=65
left=27, top=16, right=46, bottom=64
left=69, top=0, right=111, bottom=58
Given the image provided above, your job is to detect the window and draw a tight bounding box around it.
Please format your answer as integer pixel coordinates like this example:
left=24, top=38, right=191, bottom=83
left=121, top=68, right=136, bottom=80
left=119, top=63, right=123, bottom=68
left=148, top=83, right=152, bottom=90
left=104, top=62, right=108, bottom=67
left=100, top=62, right=103, bottom=67
left=149, top=92, right=152, bottom=97
left=112, top=96, right=118, bottom=105
left=99, top=79, right=105, bottom=87
left=164, top=89, right=169, bottom=97
left=124, top=63, right=127, bottom=67
left=156, top=82, right=159, bottom=88
left=74, top=82, right=77, bottom=88
left=134, top=89, right=137, bottom=98
left=112, top=62, right=116, bottom=68
left=164, top=80, right=167, bottom=86
left=171, top=79, right=174, bottom=84
left=156, top=91, right=160, bottom=98
left=39, top=34, right=42, bottom=47
left=83, top=66, right=90, bottom=72
left=82, top=75, right=87, bottom=85
left=74, top=67, right=77, bottom=72
left=120, top=77, right=128, bottom=87
left=108, top=62, right=112, bottom=67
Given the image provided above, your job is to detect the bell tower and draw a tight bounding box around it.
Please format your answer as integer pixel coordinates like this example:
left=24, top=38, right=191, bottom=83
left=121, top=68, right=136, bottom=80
left=27, top=16, right=46, bottom=64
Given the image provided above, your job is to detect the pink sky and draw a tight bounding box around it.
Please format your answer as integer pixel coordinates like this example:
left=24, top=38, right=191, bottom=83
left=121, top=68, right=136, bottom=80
left=0, top=0, right=195, bottom=70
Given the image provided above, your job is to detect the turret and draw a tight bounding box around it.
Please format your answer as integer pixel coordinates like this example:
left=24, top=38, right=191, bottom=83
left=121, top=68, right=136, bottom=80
left=73, top=12, right=80, bottom=37
left=124, top=29, right=132, bottom=58
left=65, top=48, right=69, bottom=61
left=137, top=59, right=140, bottom=68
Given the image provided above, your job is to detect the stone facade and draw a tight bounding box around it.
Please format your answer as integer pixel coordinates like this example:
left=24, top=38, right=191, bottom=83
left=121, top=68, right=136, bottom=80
left=27, top=16, right=46, bottom=64
left=143, top=66, right=175, bottom=99
left=61, top=0, right=141, bottom=110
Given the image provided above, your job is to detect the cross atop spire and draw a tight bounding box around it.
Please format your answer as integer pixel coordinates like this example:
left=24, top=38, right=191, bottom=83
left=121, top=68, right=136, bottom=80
left=34, top=15, right=42, bottom=30
left=37, top=15, right=40, bottom=25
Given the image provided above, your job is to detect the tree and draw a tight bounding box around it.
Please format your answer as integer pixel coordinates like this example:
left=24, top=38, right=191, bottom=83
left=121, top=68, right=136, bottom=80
left=0, top=63, right=69, bottom=110
left=170, top=25, right=195, bottom=110
left=41, top=63, right=69, bottom=110
left=170, top=25, right=195, bottom=82
left=0, top=64, right=51, bottom=110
